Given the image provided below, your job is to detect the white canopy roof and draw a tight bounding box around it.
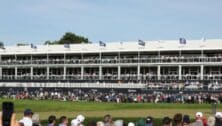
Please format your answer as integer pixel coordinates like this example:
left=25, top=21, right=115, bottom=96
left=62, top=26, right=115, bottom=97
left=1, top=39, right=222, bottom=55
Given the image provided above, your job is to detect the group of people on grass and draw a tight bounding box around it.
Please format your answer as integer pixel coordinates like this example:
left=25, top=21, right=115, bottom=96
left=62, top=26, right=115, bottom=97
left=2, top=108, right=222, bottom=126
left=1, top=89, right=222, bottom=104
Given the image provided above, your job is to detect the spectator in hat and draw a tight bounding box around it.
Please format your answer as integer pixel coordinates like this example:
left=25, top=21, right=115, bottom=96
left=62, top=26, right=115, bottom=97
left=182, top=115, right=190, bottom=126
left=71, top=115, right=85, bottom=126
left=146, top=116, right=153, bottom=126
left=173, top=113, right=182, bottom=126
left=207, top=116, right=215, bottom=126
left=215, top=112, right=222, bottom=126
left=19, top=109, right=34, bottom=126
left=128, top=122, right=135, bottom=126
left=191, top=112, right=203, bottom=126
left=162, top=117, right=172, bottom=126
left=59, top=116, right=68, bottom=126
left=47, top=115, right=56, bottom=126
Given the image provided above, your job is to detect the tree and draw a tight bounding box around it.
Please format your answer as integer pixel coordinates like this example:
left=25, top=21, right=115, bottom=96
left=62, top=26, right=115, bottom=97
left=44, top=32, right=89, bottom=45
left=0, top=41, right=4, bottom=49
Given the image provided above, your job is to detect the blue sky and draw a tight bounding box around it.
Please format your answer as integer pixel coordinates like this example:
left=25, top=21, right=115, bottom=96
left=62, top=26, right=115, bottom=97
left=0, top=0, right=222, bottom=45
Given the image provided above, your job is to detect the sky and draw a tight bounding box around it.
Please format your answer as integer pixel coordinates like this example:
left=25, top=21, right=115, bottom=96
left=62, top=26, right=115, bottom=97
left=0, top=0, right=222, bottom=45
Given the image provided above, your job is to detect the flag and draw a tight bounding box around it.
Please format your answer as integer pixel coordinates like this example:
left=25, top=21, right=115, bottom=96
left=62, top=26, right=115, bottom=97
left=64, top=43, right=70, bottom=48
left=31, top=43, right=37, bottom=49
left=138, top=39, right=145, bottom=46
left=99, top=41, right=106, bottom=47
left=179, top=38, right=186, bottom=44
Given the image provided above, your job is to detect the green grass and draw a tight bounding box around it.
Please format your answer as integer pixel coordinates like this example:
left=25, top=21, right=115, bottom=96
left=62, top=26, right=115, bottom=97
left=0, top=99, right=220, bottom=112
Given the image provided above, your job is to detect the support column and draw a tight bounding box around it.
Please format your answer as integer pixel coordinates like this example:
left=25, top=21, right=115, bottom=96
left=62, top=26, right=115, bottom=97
left=137, top=65, right=140, bottom=80
left=179, top=65, right=182, bottom=80
left=30, top=67, right=33, bottom=80
left=63, top=66, right=66, bottom=80
left=15, top=67, right=17, bottom=80
left=157, top=65, right=161, bottom=80
left=99, top=66, right=102, bottom=80
left=200, top=65, right=204, bottom=80
left=118, top=65, right=121, bottom=80
left=0, top=67, right=2, bottom=80
left=81, top=66, right=84, bottom=80
left=46, top=67, right=49, bottom=80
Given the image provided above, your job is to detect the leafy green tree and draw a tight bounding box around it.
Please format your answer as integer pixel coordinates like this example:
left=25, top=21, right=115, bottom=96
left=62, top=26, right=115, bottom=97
left=0, top=41, right=4, bottom=49
left=44, top=32, right=89, bottom=45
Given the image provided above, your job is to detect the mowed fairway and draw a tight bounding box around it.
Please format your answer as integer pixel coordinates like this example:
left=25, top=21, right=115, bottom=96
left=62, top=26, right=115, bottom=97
left=0, top=99, right=221, bottom=120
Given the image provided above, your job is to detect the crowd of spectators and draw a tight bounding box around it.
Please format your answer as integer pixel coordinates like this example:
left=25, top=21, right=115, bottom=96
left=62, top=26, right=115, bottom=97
left=2, top=109, right=222, bottom=126
left=1, top=89, right=222, bottom=104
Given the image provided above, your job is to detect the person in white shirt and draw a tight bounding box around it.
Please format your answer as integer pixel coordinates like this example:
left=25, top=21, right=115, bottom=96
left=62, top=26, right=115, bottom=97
left=19, top=109, right=33, bottom=126
left=71, top=115, right=85, bottom=126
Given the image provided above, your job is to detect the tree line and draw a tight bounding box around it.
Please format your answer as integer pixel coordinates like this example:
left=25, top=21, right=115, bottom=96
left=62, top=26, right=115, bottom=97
left=0, top=32, right=90, bottom=48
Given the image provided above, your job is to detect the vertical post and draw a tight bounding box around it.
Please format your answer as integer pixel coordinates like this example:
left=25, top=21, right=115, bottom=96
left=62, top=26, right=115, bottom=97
left=0, top=67, right=2, bottom=80
left=137, top=65, right=140, bottom=80
left=99, top=66, right=102, bottom=80
left=179, top=65, right=182, bottom=80
left=30, top=66, right=33, bottom=80
left=157, top=65, right=161, bottom=80
left=201, top=65, right=204, bottom=80
left=46, top=67, right=49, bottom=80
left=118, top=65, right=121, bottom=80
left=63, top=66, right=66, bottom=80
left=0, top=55, right=2, bottom=80
left=15, top=67, right=17, bottom=80
left=81, top=66, right=84, bottom=80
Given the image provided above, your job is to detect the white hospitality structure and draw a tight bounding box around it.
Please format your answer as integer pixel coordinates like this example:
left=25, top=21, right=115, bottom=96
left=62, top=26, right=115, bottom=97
left=0, top=39, right=222, bottom=89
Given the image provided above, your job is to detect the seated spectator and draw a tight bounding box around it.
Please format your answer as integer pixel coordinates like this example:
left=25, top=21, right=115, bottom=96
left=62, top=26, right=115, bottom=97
left=71, top=115, right=85, bottom=126
left=162, top=117, right=172, bottom=126
left=47, top=115, right=57, bottom=126
left=173, top=113, right=182, bottom=126
left=19, top=109, right=34, bottom=126
left=59, top=116, right=68, bottom=126
left=182, top=115, right=190, bottom=126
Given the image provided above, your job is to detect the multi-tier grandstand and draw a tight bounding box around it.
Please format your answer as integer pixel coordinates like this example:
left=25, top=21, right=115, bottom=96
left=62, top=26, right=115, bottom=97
left=0, top=39, right=222, bottom=90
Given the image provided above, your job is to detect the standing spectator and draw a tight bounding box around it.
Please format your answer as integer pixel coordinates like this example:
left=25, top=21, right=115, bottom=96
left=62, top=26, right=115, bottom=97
left=103, top=115, right=113, bottom=126
left=97, top=121, right=105, bottom=126
left=207, top=116, right=215, bottom=126
left=59, top=116, right=68, bottom=126
left=215, top=112, right=222, bottom=126
left=19, top=109, right=33, bottom=126
left=145, top=116, right=153, bottom=126
left=32, top=114, right=41, bottom=126
left=71, top=115, right=85, bottom=126
left=191, top=112, right=203, bottom=126
left=173, top=113, right=183, bottom=126
left=47, top=115, right=57, bottom=126
left=162, top=117, right=172, bottom=126
left=182, top=115, right=190, bottom=126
